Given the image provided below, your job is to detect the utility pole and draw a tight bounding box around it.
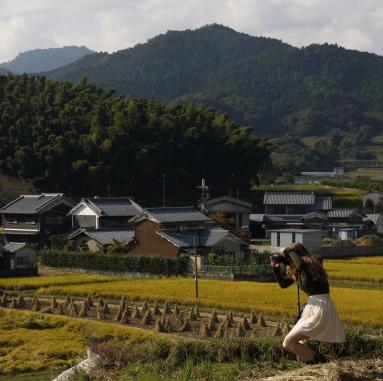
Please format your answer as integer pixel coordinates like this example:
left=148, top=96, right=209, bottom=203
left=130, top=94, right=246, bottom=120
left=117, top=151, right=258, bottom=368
left=194, top=235, right=199, bottom=299
left=162, top=174, right=166, bottom=207
left=197, top=178, right=210, bottom=212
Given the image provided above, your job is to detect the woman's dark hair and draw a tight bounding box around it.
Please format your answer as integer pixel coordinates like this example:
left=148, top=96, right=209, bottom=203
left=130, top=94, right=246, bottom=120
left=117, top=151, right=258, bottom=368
left=284, top=242, right=328, bottom=282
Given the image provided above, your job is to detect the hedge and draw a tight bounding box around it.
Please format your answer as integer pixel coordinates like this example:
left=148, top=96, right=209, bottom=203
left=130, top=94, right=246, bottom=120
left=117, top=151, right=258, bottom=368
left=40, top=250, right=189, bottom=276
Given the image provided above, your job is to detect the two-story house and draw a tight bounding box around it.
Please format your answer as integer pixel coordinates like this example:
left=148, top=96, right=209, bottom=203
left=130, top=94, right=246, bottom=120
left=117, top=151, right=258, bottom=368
left=66, top=197, right=143, bottom=252
left=129, top=206, right=248, bottom=263
left=199, top=195, right=252, bottom=228
left=1, top=193, right=74, bottom=246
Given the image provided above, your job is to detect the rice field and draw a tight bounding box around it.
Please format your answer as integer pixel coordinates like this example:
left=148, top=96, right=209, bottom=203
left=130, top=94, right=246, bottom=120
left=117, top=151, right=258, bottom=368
left=0, top=274, right=121, bottom=291
left=0, top=308, right=153, bottom=374
left=327, top=256, right=383, bottom=265
left=35, top=278, right=383, bottom=326
left=324, top=259, right=383, bottom=283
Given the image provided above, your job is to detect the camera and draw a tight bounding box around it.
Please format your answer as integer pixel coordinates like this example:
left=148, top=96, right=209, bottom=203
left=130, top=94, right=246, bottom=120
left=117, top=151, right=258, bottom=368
left=271, top=254, right=290, bottom=265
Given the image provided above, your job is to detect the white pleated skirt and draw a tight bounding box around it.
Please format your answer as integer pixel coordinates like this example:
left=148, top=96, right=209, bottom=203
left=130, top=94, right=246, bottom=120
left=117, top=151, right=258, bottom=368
left=288, top=293, right=346, bottom=343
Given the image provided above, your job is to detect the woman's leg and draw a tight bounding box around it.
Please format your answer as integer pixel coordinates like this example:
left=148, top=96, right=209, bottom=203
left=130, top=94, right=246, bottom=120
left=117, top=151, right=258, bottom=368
left=283, top=331, right=315, bottom=362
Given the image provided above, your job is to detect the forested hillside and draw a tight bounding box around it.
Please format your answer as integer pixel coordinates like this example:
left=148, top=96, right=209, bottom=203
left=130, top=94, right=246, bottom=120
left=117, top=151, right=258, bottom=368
left=0, top=46, right=93, bottom=74
left=44, top=24, right=383, bottom=136
left=0, top=75, right=270, bottom=202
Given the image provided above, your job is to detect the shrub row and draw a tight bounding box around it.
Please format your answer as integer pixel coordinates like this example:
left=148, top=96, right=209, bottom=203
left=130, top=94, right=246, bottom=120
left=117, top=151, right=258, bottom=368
left=39, top=250, right=189, bottom=276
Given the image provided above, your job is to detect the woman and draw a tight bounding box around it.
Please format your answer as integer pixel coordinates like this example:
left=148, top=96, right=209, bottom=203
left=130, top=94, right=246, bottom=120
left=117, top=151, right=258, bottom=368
left=271, top=242, right=345, bottom=364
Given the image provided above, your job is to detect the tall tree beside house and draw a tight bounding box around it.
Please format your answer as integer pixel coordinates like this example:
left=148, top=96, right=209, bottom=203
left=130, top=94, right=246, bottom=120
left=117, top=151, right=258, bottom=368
left=0, top=75, right=271, bottom=201
left=0, top=176, right=36, bottom=206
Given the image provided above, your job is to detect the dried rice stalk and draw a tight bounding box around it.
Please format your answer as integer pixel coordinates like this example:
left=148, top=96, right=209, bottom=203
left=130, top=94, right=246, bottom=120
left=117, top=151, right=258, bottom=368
left=250, top=311, right=257, bottom=324
left=214, top=324, right=225, bottom=338
left=272, top=323, right=282, bottom=336
left=153, top=301, right=161, bottom=315
left=142, top=301, right=149, bottom=313
left=257, top=313, right=266, bottom=327
left=132, top=305, right=141, bottom=319
left=17, top=294, right=25, bottom=309
left=163, top=302, right=171, bottom=314
left=199, top=322, right=210, bottom=338
left=154, top=317, right=165, bottom=332
left=179, top=319, right=191, bottom=332
left=141, top=310, right=152, bottom=325
left=242, top=317, right=251, bottom=330
left=9, top=297, right=17, bottom=309
left=235, top=322, right=245, bottom=337
left=211, top=309, right=219, bottom=324
left=120, top=308, right=130, bottom=324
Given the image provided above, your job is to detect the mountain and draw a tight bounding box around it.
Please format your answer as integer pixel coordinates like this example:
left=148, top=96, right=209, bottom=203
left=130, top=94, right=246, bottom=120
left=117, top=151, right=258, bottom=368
left=0, top=46, right=94, bottom=74
left=43, top=24, right=383, bottom=136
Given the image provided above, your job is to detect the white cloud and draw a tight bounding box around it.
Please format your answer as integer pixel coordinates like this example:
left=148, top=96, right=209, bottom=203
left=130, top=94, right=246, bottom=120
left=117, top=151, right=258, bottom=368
left=0, top=0, right=383, bottom=62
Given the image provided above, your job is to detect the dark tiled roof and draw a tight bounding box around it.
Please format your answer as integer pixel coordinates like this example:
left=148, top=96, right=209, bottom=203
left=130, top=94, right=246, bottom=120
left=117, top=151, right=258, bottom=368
left=158, top=228, right=236, bottom=248
left=84, top=198, right=143, bottom=217
left=315, top=197, right=332, bottom=211
left=263, top=192, right=315, bottom=205
left=202, top=196, right=252, bottom=209
left=303, top=211, right=328, bottom=221
left=1, top=194, right=72, bottom=214
left=145, top=207, right=210, bottom=223
left=69, top=228, right=134, bottom=245
left=327, top=209, right=358, bottom=219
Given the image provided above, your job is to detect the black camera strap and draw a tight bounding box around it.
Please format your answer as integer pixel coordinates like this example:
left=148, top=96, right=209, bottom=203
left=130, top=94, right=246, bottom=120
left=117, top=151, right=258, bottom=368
left=297, top=270, right=301, bottom=319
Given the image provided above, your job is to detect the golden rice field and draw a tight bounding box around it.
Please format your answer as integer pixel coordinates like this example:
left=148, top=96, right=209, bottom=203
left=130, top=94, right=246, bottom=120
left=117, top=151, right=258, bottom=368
left=36, top=278, right=383, bottom=326
left=0, top=274, right=123, bottom=291
left=327, top=256, right=383, bottom=265
left=0, top=308, right=153, bottom=374
left=324, top=259, right=383, bottom=283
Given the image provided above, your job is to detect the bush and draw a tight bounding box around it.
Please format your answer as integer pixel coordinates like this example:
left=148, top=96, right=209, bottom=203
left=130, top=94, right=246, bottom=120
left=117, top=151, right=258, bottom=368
left=39, top=250, right=189, bottom=276
left=353, top=234, right=383, bottom=247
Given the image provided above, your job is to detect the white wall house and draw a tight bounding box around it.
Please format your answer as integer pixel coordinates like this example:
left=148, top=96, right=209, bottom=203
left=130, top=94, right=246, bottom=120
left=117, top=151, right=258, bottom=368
left=270, top=229, right=322, bottom=255
left=338, top=228, right=357, bottom=240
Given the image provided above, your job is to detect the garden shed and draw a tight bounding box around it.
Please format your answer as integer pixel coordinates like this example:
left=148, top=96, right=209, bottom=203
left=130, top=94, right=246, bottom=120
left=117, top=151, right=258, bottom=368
left=0, top=243, right=37, bottom=276
left=270, top=229, right=322, bottom=255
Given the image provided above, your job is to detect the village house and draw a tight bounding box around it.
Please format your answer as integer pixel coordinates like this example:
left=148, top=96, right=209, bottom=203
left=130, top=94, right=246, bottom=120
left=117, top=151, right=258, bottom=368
left=1, top=193, right=74, bottom=246
left=294, top=167, right=345, bottom=184
left=0, top=243, right=37, bottom=276
left=270, top=229, right=322, bottom=255
left=66, top=197, right=143, bottom=229
left=199, top=195, right=252, bottom=228
left=129, top=206, right=248, bottom=265
left=65, top=197, right=142, bottom=250
left=67, top=228, right=135, bottom=252
left=250, top=192, right=332, bottom=236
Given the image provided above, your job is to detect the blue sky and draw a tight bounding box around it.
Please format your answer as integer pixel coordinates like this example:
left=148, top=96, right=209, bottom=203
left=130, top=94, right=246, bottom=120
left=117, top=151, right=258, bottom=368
left=1, top=0, right=383, bottom=62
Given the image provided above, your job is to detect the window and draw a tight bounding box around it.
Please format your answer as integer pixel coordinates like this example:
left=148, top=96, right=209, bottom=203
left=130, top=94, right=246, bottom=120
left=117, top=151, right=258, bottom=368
left=24, top=217, right=36, bottom=225
left=16, top=256, right=29, bottom=266
left=45, top=216, right=65, bottom=225
left=5, top=215, right=18, bottom=224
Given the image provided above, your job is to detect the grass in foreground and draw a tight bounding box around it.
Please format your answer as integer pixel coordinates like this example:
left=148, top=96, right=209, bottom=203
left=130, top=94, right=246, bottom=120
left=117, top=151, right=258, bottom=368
left=0, top=309, right=153, bottom=375
left=1, top=307, right=382, bottom=379
left=36, top=278, right=383, bottom=326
